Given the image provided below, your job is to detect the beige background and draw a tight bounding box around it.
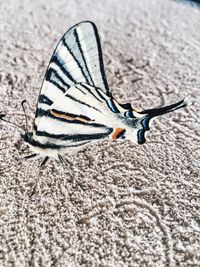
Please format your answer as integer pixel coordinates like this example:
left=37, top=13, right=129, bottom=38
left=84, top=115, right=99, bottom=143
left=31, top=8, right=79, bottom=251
left=0, top=0, right=200, bottom=266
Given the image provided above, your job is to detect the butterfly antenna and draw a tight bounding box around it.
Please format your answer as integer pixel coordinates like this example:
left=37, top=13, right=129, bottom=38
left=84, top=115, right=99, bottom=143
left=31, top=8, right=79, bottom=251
left=21, top=100, right=28, bottom=133
left=0, top=113, right=26, bottom=132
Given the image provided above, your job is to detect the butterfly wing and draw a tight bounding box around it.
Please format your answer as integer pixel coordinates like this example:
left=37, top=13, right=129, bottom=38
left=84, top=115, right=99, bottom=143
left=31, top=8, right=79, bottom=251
left=33, top=21, right=112, bottom=151
left=36, top=21, right=109, bottom=120
left=33, top=83, right=114, bottom=150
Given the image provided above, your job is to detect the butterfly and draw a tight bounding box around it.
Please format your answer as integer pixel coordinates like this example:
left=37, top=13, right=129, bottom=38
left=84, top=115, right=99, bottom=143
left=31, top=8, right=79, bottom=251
left=0, top=21, right=190, bottom=166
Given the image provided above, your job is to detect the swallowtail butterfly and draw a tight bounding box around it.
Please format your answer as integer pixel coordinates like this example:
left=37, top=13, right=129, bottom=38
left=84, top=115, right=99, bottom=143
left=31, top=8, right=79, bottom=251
left=0, top=21, right=191, bottom=166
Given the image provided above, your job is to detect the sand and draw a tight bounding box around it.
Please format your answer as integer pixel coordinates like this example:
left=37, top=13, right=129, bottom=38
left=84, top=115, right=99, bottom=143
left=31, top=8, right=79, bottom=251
left=0, top=0, right=200, bottom=266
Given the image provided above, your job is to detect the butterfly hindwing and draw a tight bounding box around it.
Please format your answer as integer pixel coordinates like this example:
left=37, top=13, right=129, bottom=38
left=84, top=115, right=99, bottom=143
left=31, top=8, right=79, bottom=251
left=34, top=83, right=114, bottom=149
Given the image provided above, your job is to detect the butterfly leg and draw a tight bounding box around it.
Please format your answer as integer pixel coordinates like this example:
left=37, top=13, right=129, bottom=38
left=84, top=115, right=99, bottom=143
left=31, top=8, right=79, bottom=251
left=58, top=154, right=67, bottom=166
left=58, top=154, right=74, bottom=169
left=41, top=156, right=49, bottom=167
left=24, top=153, right=38, bottom=160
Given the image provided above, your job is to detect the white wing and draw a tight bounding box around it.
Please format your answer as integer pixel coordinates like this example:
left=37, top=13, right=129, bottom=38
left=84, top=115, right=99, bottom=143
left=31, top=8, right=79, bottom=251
left=36, top=21, right=110, bottom=124
left=33, top=83, right=114, bottom=148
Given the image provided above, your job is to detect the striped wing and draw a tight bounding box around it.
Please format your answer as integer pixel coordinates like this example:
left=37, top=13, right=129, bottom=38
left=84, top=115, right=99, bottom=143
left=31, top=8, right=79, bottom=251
left=36, top=21, right=109, bottom=119
left=34, top=83, right=115, bottom=148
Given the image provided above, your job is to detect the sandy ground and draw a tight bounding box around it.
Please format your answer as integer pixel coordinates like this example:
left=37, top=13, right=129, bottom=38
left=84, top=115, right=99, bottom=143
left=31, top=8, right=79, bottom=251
left=0, top=0, right=200, bottom=266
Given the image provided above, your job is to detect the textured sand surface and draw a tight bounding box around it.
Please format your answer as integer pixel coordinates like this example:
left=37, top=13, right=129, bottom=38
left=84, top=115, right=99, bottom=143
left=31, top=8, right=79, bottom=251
left=0, top=0, right=200, bottom=266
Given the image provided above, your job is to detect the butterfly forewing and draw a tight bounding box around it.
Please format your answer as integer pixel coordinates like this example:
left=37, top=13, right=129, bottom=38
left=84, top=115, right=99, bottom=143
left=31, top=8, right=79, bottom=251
left=33, top=21, right=114, bottom=151
left=36, top=21, right=109, bottom=118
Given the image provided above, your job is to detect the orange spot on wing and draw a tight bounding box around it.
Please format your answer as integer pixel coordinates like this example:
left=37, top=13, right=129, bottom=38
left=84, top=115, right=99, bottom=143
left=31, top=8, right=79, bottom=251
left=50, top=110, right=92, bottom=123
left=112, top=128, right=125, bottom=140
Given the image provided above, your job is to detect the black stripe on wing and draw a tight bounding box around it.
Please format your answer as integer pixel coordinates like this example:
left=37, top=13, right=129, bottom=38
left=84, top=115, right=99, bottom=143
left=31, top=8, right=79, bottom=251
left=50, top=109, right=92, bottom=122
left=48, top=80, right=66, bottom=94
left=65, top=94, right=102, bottom=112
left=76, top=83, right=120, bottom=114
left=107, top=99, right=120, bottom=113
left=36, top=129, right=113, bottom=142
left=73, top=28, right=95, bottom=86
left=75, top=84, right=86, bottom=95
left=94, top=88, right=120, bottom=113
left=35, top=108, right=48, bottom=118
left=76, top=83, right=103, bottom=102
left=45, top=68, right=70, bottom=93
left=92, top=23, right=110, bottom=95
left=62, top=38, right=90, bottom=85
left=35, top=108, right=107, bottom=128
left=38, top=95, right=53, bottom=105
left=35, top=21, right=111, bottom=122
left=52, top=54, right=76, bottom=83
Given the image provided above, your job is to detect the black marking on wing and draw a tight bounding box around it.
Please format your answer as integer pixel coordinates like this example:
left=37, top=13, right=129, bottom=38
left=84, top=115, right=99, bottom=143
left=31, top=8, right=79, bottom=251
left=75, top=84, right=86, bottom=95
left=27, top=138, right=64, bottom=149
left=116, top=129, right=126, bottom=139
left=36, top=129, right=113, bottom=142
left=35, top=108, right=106, bottom=128
left=48, top=114, right=107, bottom=128
left=119, top=102, right=132, bottom=110
left=107, top=99, right=120, bottom=113
left=124, top=110, right=134, bottom=118
left=65, top=94, right=102, bottom=112
left=137, top=117, right=150, bottom=144
left=51, top=55, right=75, bottom=83
left=45, top=68, right=70, bottom=93
left=65, top=141, right=91, bottom=147
left=77, top=83, right=103, bottom=102
left=92, top=23, right=110, bottom=96
left=94, top=87, right=108, bottom=102
left=35, top=21, right=111, bottom=123
left=38, top=95, right=53, bottom=105
left=34, top=123, right=37, bottom=132
left=50, top=109, right=92, bottom=121
left=62, top=38, right=90, bottom=84
left=74, top=28, right=95, bottom=86
left=48, top=117, right=105, bottom=127
left=49, top=80, right=66, bottom=93
left=35, top=108, right=48, bottom=118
